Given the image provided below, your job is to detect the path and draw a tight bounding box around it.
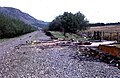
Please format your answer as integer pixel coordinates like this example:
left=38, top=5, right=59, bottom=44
left=0, top=30, right=50, bottom=56
left=0, top=31, right=120, bottom=78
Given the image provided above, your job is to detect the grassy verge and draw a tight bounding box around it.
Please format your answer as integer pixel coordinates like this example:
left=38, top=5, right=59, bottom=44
left=0, top=39, right=9, bottom=43
left=114, top=44, right=120, bottom=48
left=49, top=31, right=89, bottom=41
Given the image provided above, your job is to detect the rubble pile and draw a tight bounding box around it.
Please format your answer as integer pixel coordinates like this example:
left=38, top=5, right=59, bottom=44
left=0, top=42, right=120, bottom=78
left=0, top=29, right=120, bottom=78
left=24, top=39, right=120, bottom=68
left=73, top=43, right=120, bottom=69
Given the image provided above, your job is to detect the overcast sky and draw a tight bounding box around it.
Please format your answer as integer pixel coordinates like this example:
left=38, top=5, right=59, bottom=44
left=0, top=0, right=120, bottom=23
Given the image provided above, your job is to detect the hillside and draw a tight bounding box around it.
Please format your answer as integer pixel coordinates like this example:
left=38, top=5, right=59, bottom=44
left=0, top=13, right=36, bottom=39
left=0, top=7, right=48, bottom=28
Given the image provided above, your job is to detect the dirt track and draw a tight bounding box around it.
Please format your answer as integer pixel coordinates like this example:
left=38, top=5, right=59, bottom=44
left=0, top=31, right=120, bottom=78
left=0, top=30, right=50, bottom=56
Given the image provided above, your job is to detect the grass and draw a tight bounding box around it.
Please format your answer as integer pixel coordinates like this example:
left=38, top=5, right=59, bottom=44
left=50, top=31, right=65, bottom=39
left=114, top=44, right=120, bottom=48
left=49, top=31, right=89, bottom=41
left=0, top=38, right=9, bottom=43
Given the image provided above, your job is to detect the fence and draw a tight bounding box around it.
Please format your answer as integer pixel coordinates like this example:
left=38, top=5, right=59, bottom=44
left=85, top=31, right=120, bottom=42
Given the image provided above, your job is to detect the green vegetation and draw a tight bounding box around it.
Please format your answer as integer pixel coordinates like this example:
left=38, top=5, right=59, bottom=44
left=0, top=13, right=36, bottom=39
left=48, top=12, right=89, bottom=35
left=114, top=44, right=120, bottom=48
left=50, top=31, right=65, bottom=39
left=46, top=12, right=89, bottom=41
left=49, top=31, right=89, bottom=41
left=0, top=38, right=9, bottom=43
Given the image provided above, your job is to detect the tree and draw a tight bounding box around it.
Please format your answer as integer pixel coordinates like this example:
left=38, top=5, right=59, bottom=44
left=74, top=11, right=89, bottom=30
left=49, top=11, right=89, bottom=35
left=0, top=13, right=36, bottom=39
left=49, top=15, right=62, bottom=31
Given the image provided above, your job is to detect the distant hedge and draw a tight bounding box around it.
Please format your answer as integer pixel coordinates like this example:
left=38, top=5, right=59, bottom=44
left=0, top=13, right=36, bottom=39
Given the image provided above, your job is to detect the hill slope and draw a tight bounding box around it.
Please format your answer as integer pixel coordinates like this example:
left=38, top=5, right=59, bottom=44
left=0, top=7, right=48, bottom=28
left=0, top=13, right=36, bottom=38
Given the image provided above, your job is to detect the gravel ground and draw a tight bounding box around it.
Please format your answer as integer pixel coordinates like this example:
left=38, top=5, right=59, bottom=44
left=0, top=31, right=120, bottom=78
left=0, top=30, right=50, bottom=56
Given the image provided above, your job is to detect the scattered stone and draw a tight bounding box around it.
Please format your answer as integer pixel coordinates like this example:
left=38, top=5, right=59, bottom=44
left=0, top=31, right=120, bottom=78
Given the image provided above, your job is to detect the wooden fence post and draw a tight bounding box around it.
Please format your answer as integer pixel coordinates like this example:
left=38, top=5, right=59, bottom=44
left=110, top=32, right=112, bottom=41
left=102, top=32, right=104, bottom=40
left=93, top=31, right=96, bottom=40
left=117, top=32, right=119, bottom=42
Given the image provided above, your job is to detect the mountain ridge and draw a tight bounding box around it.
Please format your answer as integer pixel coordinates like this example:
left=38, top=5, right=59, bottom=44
left=0, top=7, right=48, bottom=28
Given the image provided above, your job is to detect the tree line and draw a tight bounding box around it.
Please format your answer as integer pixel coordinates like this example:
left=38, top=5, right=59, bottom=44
left=48, top=12, right=89, bottom=35
left=0, top=13, right=36, bottom=39
left=89, top=22, right=120, bottom=27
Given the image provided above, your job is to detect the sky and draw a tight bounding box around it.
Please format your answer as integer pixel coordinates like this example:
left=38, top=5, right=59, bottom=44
left=0, top=0, right=120, bottom=23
